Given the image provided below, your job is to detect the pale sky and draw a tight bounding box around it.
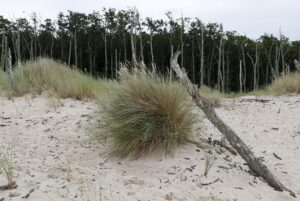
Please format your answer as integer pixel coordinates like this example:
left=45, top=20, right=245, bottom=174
left=1, top=0, right=299, bottom=40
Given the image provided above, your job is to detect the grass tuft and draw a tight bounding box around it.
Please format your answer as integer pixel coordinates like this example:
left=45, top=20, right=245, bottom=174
left=265, top=72, right=300, bottom=95
left=0, top=58, right=116, bottom=100
left=199, top=85, right=222, bottom=107
left=98, top=66, right=195, bottom=158
left=0, top=148, right=15, bottom=190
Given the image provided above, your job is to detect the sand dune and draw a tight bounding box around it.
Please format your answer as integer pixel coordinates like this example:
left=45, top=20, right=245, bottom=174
left=0, top=95, right=299, bottom=201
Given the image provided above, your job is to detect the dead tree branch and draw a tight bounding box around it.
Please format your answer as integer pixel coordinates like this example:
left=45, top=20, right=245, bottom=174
left=171, top=51, right=295, bottom=197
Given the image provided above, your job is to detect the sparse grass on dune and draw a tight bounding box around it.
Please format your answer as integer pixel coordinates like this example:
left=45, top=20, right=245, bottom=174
left=98, top=66, right=195, bottom=158
left=199, top=72, right=300, bottom=100
left=264, top=72, right=300, bottom=95
left=0, top=70, right=10, bottom=94
left=199, top=85, right=222, bottom=107
left=1, top=58, right=116, bottom=100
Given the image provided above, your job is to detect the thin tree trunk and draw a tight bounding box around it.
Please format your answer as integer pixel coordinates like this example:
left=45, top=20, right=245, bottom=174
left=239, top=60, right=243, bottom=93
left=275, top=44, right=280, bottom=78
left=16, top=29, right=21, bottom=67
left=68, top=40, right=72, bottom=66
left=30, top=35, right=34, bottom=61
left=139, top=32, right=144, bottom=62
left=50, top=35, right=54, bottom=59
left=115, top=48, right=118, bottom=78
left=0, top=34, right=6, bottom=71
left=61, top=42, right=64, bottom=61
left=74, top=31, right=78, bottom=67
left=222, top=47, right=225, bottom=92
left=104, top=28, right=108, bottom=78
left=130, top=24, right=137, bottom=67
left=217, top=36, right=223, bottom=91
left=169, top=44, right=174, bottom=80
left=110, top=36, right=113, bottom=78
left=248, top=44, right=259, bottom=91
left=226, top=52, right=229, bottom=91
left=180, top=16, right=184, bottom=68
left=88, top=41, right=92, bottom=74
left=7, top=48, right=14, bottom=88
left=170, top=51, right=295, bottom=198
left=200, top=25, right=205, bottom=86
left=192, top=33, right=195, bottom=83
left=241, top=45, right=247, bottom=91
left=150, top=32, right=154, bottom=65
left=123, top=31, right=127, bottom=61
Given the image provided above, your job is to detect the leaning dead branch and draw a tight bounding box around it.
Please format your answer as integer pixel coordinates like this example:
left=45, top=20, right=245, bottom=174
left=171, top=51, right=296, bottom=197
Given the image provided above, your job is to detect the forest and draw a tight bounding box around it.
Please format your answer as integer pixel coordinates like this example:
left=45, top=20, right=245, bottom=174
left=1, top=8, right=300, bottom=92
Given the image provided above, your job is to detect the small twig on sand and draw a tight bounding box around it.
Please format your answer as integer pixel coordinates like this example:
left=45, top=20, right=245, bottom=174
left=22, top=188, right=35, bottom=199
left=199, top=178, right=221, bottom=186
left=273, top=153, right=282, bottom=160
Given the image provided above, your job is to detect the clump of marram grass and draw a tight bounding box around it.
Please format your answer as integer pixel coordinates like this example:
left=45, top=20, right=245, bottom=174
left=265, top=72, right=300, bottom=95
left=99, top=66, right=195, bottom=158
left=199, top=85, right=222, bottom=107
left=6, top=58, right=116, bottom=99
left=0, top=148, right=15, bottom=190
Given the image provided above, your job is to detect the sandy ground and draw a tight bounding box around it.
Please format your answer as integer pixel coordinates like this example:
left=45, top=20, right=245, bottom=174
left=0, top=95, right=299, bottom=201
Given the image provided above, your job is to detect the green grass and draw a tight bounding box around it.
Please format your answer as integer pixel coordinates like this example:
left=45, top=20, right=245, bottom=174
left=198, top=72, right=300, bottom=101
left=98, top=66, right=195, bottom=158
left=264, top=72, right=300, bottom=95
left=0, top=70, right=10, bottom=95
left=0, top=148, right=15, bottom=190
left=199, top=85, right=222, bottom=107
left=0, top=58, right=116, bottom=100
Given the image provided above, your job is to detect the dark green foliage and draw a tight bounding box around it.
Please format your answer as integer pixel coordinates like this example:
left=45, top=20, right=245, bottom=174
left=0, top=9, right=299, bottom=92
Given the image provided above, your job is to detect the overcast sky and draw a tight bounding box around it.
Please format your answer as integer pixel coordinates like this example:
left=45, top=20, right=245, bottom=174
left=1, top=0, right=299, bottom=40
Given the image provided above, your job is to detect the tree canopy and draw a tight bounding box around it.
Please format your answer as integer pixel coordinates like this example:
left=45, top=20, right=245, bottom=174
left=1, top=8, right=299, bottom=92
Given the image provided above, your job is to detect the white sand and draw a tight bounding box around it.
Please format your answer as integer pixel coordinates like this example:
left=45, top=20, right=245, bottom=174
left=0, top=95, right=299, bottom=201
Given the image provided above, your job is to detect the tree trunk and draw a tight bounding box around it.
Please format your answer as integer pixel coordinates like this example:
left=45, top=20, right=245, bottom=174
left=275, top=44, right=280, bottom=78
left=74, top=31, right=78, bottom=67
left=247, top=44, right=259, bottom=91
left=222, top=47, right=225, bottom=92
left=150, top=32, right=154, bottom=65
left=217, top=36, right=223, bottom=91
left=123, top=31, right=127, bottom=61
left=180, top=16, right=184, bottom=68
left=68, top=40, right=72, bottom=66
left=104, top=29, right=108, bottom=78
left=239, top=60, right=243, bottom=93
left=7, top=48, right=14, bottom=88
left=170, top=51, right=295, bottom=198
left=130, top=24, right=137, bottom=67
left=0, top=34, right=7, bottom=71
left=139, top=32, right=144, bottom=62
left=200, top=25, right=205, bottom=86
left=169, top=44, right=174, bottom=80
left=61, top=42, right=64, bottom=61
left=110, top=36, right=113, bottom=78
left=15, top=29, right=21, bottom=67
left=50, top=34, right=54, bottom=59
left=30, top=35, right=34, bottom=61
left=241, top=45, right=247, bottom=91
left=115, top=48, right=118, bottom=78
left=191, top=33, right=195, bottom=83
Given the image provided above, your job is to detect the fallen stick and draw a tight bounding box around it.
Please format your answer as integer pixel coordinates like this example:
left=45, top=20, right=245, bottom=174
left=171, top=51, right=296, bottom=197
left=199, top=178, right=222, bottom=186
left=22, top=188, right=35, bottom=199
left=273, top=152, right=282, bottom=160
